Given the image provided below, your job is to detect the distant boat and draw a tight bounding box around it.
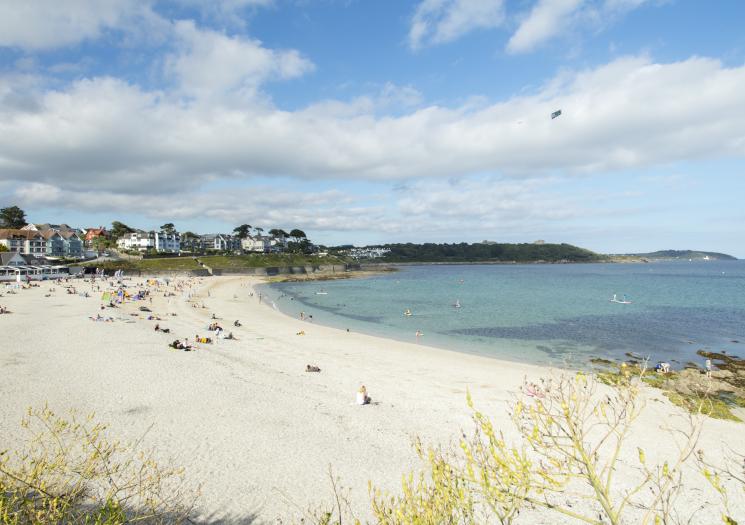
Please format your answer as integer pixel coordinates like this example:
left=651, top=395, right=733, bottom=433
left=610, top=293, right=632, bottom=304
left=453, top=299, right=461, bottom=308
left=404, top=309, right=412, bottom=316
left=316, top=290, right=328, bottom=295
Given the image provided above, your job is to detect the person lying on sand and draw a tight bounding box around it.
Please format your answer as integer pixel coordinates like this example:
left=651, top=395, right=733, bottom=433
left=195, top=335, right=212, bottom=344
left=296, top=331, right=305, bottom=336
left=139, top=306, right=151, bottom=312
left=305, top=365, right=321, bottom=372
left=154, top=324, right=170, bottom=333
left=356, top=385, right=371, bottom=405
left=169, top=339, right=194, bottom=351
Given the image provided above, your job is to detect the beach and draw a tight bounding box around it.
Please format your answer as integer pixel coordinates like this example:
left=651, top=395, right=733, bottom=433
left=1, top=275, right=743, bottom=523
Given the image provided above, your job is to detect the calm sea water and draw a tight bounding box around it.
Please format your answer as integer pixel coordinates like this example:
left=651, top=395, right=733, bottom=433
left=260, top=261, right=745, bottom=368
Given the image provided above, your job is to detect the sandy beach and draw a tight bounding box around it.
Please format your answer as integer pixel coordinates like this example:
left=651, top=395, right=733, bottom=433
left=1, top=275, right=743, bottom=523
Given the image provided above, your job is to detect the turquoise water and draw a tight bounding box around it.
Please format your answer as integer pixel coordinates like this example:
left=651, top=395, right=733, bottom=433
left=259, top=261, right=745, bottom=367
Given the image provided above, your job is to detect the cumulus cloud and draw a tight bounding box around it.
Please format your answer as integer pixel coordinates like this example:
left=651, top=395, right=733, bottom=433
left=0, top=0, right=154, bottom=50
left=165, top=20, right=315, bottom=101
left=2, top=56, right=745, bottom=199
left=12, top=181, right=387, bottom=233
left=409, top=0, right=505, bottom=50
left=507, top=0, right=651, bottom=54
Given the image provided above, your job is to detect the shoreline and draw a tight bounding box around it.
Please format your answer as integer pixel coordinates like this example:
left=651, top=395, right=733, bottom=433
left=1, top=275, right=743, bottom=522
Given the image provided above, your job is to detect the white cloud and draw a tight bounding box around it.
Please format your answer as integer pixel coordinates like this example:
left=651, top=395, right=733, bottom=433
left=2, top=56, right=745, bottom=201
left=165, top=20, right=315, bottom=102
left=0, top=0, right=152, bottom=50
left=507, top=0, right=585, bottom=54
left=13, top=182, right=382, bottom=233
left=409, top=0, right=505, bottom=50
left=507, top=0, right=651, bottom=54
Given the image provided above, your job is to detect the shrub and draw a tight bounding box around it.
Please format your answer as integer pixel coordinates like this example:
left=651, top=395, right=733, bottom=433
left=0, top=407, right=196, bottom=525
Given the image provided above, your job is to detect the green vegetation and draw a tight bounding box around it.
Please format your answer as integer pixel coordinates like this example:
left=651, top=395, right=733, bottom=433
left=592, top=357, right=745, bottom=421
left=200, top=253, right=348, bottom=269
left=0, top=407, right=191, bottom=524
left=82, top=258, right=201, bottom=272
left=0, top=205, right=27, bottom=229
left=618, top=250, right=737, bottom=261
left=81, top=254, right=350, bottom=273
left=664, top=391, right=741, bottom=422
left=377, top=242, right=605, bottom=263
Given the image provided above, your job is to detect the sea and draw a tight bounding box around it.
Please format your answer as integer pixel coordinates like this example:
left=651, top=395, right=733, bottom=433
left=259, top=261, right=745, bottom=368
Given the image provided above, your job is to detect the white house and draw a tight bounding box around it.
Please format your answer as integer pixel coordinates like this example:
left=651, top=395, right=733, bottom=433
left=241, top=236, right=271, bottom=253
left=117, top=230, right=180, bottom=253
left=0, top=229, right=47, bottom=255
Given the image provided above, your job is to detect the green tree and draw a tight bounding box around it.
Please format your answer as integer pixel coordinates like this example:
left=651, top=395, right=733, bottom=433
left=160, top=223, right=176, bottom=234
left=289, top=229, right=306, bottom=242
left=0, top=205, right=27, bottom=228
left=181, top=231, right=198, bottom=241
left=233, top=224, right=252, bottom=239
left=0, top=244, right=8, bottom=252
left=91, top=236, right=112, bottom=252
left=109, top=221, right=134, bottom=240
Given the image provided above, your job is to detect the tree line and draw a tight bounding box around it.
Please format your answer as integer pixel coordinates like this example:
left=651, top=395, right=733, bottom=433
left=377, top=242, right=604, bottom=263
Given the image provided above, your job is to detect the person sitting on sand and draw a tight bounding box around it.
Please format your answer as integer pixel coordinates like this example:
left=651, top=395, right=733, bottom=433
left=154, top=323, right=160, bottom=331
left=356, top=385, right=371, bottom=405
left=0, top=305, right=10, bottom=314
left=296, top=330, right=305, bottom=336
left=305, top=364, right=321, bottom=373
left=234, top=320, right=242, bottom=327
left=224, top=332, right=236, bottom=340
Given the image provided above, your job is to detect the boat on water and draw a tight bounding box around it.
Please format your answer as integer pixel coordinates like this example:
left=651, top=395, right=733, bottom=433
left=610, top=293, right=632, bottom=304
left=454, top=299, right=461, bottom=308
left=315, top=290, right=328, bottom=295
left=404, top=308, right=412, bottom=316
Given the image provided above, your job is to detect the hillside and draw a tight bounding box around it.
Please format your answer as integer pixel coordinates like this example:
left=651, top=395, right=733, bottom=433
left=617, top=250, right=737, bottom=261
left=377, top=242, right=604, bottom=264
left=80, top=254, right=349, bottom=273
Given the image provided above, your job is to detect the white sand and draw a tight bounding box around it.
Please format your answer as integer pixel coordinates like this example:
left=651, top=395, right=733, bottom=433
left=1, top=275, right=743, bottom=523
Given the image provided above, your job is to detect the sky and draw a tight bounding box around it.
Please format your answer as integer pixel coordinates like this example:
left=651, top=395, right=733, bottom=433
left=0, top=0, right=744, bottom=256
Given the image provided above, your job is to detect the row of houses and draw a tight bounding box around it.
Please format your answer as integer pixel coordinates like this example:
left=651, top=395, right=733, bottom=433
left=1, top=221, right=296, bottom=257
left=116, top=230, right=289, bottom=254
left=0, top=224, right=84, bottom=258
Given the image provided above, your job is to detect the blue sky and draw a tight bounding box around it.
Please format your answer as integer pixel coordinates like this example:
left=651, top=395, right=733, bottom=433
left=1, top=0, right=744, bottom=256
